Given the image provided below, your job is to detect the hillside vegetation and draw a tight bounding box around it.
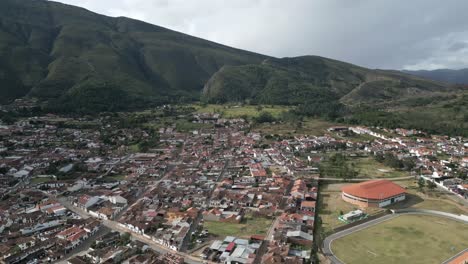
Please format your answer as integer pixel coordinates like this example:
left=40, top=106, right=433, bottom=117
left=202, top=56, right=467, bottom=136
left=202, top=56, right=450, bottom=106
left=0, top=0, right=466, bottom=136
left=0, top=0, right=266, bottom=111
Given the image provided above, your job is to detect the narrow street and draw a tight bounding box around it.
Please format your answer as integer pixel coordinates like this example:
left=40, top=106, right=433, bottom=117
left=180, top=159, right=230, bottom=252
left=58, top=195, right=206, bottom=264
left=265, top=216, right=279, bottom=242
left=102, top=220, right=205, bottom=264
left=55, top=226, right=111, bottom=264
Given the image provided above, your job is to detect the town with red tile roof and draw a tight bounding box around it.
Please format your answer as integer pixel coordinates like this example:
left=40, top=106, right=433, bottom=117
left=0, top=104, right=466, bottom=264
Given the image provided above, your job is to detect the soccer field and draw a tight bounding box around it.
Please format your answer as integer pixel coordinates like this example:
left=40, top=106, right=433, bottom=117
left=331, top=215, right=468, bottom=264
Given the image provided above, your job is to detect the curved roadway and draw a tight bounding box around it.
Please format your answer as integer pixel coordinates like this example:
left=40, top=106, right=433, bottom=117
left=322, top=209, right=468, bottom=264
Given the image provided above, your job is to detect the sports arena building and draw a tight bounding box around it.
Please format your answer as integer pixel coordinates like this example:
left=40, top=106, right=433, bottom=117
left=341, top=180, right=406, bottom=208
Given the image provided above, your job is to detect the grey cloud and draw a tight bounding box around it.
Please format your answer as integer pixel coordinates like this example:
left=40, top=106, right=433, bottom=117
left=54, top=0, right=468, bottom=70
left=448, top=42, right=468, bottom=52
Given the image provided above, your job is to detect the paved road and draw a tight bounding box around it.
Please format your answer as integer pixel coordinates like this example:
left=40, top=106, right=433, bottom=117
left=322, top=209, right=468, bottom=264
left=444, top=192, right=468, bottom=207
left=103, top=220, right=205, bottom=264
left=58, top=198, right=205, bottom=264
left=433, top=183, right=468, bottom=207
left=58, top=197, right=90, bottom=219
left=265, top=216, right=279, bottom=242
left=54, top=144, right=229, bottom=264
left=118, top=168, right=172, bottom=219
left=55, top=226, right=111, bottom=264
left=441, top=248, right=468, bottom=264
left=181, top=160, right=229, bottom=252
left=419, top=176, right=468, bottom=207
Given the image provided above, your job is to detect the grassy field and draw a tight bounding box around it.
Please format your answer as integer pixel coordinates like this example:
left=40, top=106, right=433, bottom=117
left=317, top=179, right=467, bottom=237
left=31, top=177, right=55, bottom=184
left=331, top=214, right=468, bottom=264
left=175, top=120, right=214, bottom=132
left=350, top=157, right=409, bottom=179
left=321, top=155, right=409, bottom=179
left=195, top=104, right=339, bottom=137
left=102, top=174, right=126, bottom=181
left=203, top=214, right=273, bottom=238
left=391, top=179, right=468, bottom=215
left=195, top=104, right=289, bottom=119
left=411, top=199, right=468, bottom=215
left=318, top=183, right=383, bottom=234
left=254, top=117, right=338, bottom=136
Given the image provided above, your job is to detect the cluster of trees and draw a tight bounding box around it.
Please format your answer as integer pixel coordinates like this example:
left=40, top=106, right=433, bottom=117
left=0, top=111, right=19, bottom=125
left=455, top=170, right=467, bottom=180
left=0, top=166, right=9, bottom=175
left=320, top=153, right=359, bottom=180
left=418, top=177, right=437, bottom=191
left=49, top=164, right=88, bottom=181
left=137, top=133, right=160, bottom=152
left=294, top=99, right=344, bottom=121
left=345, top=107, right=467, bottom=137
left=254, top=111, right=276, bottom=123
left=374, top=153, right=416, bottom=171
left=344, top=108, right=402, bottom=129
left=0, top=107, right=46, bottom=125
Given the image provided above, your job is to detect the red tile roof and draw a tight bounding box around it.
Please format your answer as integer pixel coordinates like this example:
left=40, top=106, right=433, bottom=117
left=300, top=201, right=316, bottom=208
left=57, top=226, right=82, bottom=237
left=447, top=251, right=468, bottom=264
left=77, top=195, right=91, bottom=206
left=342, top=180, right=405, bottom=200
left=67, top=229, right=87, bottom=242
left=250, top=234, right=265, bottom=241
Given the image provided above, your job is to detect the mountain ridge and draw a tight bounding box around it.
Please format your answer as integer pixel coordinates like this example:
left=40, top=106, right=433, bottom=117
left=202, top=55, right=451, bottom=106
left=0, top=0, right=465, bottom=137
left=0, top=0, right=268, bottom=110
left=403, top=68, right=468, bottom=84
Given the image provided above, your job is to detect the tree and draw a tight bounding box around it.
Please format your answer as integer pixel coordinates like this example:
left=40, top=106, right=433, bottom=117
left=120, top=232, right=131, bottom=245
left=138, top=141, right=150, bottom=152
left=348, top=163, right=359, bottom=179
left=383, top=153, right=403, bottom=169
left=0, top=167, right=8, bottom=175
left=427, top=180, right=436, bottom=191
left=337, top=161, right=358, bottom=180
left=418, top=177, right=426, bottom=190
left=402, top=158, right=416, bottom=171
left=329, top=153, right=346, bottom=166
left=456, top=170, right=467, bottom=180
left=374, top=154, right=385, bottom=163
left=255, top=111, right=276, bottom=123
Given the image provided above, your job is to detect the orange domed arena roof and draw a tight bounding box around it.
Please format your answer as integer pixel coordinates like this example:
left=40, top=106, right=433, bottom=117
left=342, top=180, right=405, bottom=200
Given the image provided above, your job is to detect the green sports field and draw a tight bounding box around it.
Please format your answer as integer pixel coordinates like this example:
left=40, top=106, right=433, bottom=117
left=331, top=214, right=468, bottom=264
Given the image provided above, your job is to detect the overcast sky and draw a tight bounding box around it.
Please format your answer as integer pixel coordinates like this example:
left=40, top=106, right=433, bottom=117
left=54, top=0, right=468, bottom=70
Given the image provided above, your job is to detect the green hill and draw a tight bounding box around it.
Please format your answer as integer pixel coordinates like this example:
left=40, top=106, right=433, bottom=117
left=202, top=56, right=467, bottom=136
left=0, top=0, right=457, bottom=112
left=202, top=56, right=451, bottom=105
left=0, top=0, right=267, bottom=111
left=0, top=0, right=466, bottom=135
